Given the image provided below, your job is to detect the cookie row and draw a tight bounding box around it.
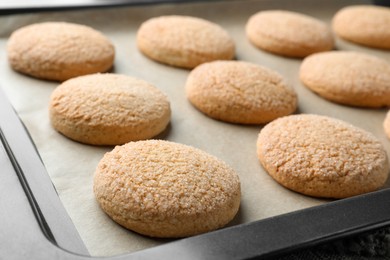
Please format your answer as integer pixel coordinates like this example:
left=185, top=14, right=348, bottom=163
left=7, top=5, right=390, bottom=82
left=7, top=7, right=390, bottom=113
left=48, top=51, right=390, bottom=146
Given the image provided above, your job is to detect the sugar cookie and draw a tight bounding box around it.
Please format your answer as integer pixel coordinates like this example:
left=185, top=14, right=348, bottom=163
left=137, top=15, right=235, bottom=69
left=300, top=51, right=390, bottom=107
left=246, top=10, right=334, bottom=58
left=257, top=114, right=389, bottom=198
left=93, top=140, right=241, bottom=238
left=186, top=60, right=297, bottom=124
left=7, top=22, right=115, bottom=81
left=332, top=5, right=390, bottom=49
left=49, top=73, right=170, bottom=145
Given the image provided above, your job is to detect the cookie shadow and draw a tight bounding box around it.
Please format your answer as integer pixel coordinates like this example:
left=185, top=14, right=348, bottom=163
left=225, top=204, right=246, bottom=228
left=153, top=122, right=172, bottom=140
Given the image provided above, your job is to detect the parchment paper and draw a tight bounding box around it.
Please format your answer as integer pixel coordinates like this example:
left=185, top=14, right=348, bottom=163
left=0, top=0, right=389, bottom=256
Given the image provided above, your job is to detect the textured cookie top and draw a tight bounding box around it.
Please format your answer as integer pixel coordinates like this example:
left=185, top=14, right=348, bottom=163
left=186, top=60, right=297, bottom=124
left=94, top=140, right=241, bottom=237
left=300, top=51, right=390, bottom=107
left=7, top=22, right=115, bottom=81
left=49, top=73, right=170, bottom=145
left=257, top=114, right=389, bottom=198
left=137, top=15, right=235, bottom=68
left=332, top=5, right=390, bottom=49
left=246, top=10, right=334, bottom=58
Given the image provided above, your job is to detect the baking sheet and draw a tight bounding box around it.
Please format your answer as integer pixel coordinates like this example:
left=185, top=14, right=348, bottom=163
left=0, top=0, right=389, bottom=257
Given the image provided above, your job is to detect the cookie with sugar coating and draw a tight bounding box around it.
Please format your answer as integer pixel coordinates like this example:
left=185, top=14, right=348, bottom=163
left=186, top=60, right=297, bottom=124
left=49, top=73, right=170, bottom=145
left=246, top=10, right=334, bottom=58
left=93, top=139, right=241, bottom=238
left=137, top=15, right=235, bottom=69
left=332, top=5, right=390, bottom=49
left=300, top=51, right=390, bottom=107
left=7, top=22, right=115, bottom=81
left=257, top=114, right=389, bottom=198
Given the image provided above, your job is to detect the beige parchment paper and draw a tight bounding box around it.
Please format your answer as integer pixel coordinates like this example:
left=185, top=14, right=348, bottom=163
left=0, top=0, right=389, bottom=256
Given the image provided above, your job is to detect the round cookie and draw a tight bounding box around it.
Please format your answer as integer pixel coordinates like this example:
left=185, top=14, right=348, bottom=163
left=384, top=110, right=390, bottom=139
left=257, top=114, right=389, bottom=199
left=136, top=15, right=235, bottom=69
left=49, top=73, right=170, bottom=145
left=7, top=22, right=115, bottom=81
left=332, top=5, right=390, bottom=49
left=300, top=51, right=390, bottom=107
left=93, top=140, right=241, bottom=238
left=246, top=10, right=334, bottom=58
left=186, top=60, right=297, bottom=124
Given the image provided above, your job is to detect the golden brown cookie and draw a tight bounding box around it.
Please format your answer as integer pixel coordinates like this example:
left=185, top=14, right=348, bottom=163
left=186, top=60, right=297, bottom=124
left=7, top=22, right=115, bottom=81
left=384, top=110, right=390, bottom=139
left=257, top=114, right=389, bottom=198
left=300, top=51, right=390, bottom=107
left=49, top=73, right=170, bottom=145
left=332, top=5, right=390, bottom=49
left=136, top=15, right=235, bottom=69
left=246, top=10, right=334, bottom=58
left=93, top=140, right=241, bottom=238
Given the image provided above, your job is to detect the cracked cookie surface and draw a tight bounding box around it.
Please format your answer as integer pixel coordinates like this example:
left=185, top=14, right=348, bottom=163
left=300, top=51, right=390, bottom=108
left=246, top=10, right=334, bottom=58
left=49, top=73, right=170, bottom=145
left=93, top=140, right=241, bottom=237
left=7, top=22, right=114, bottom=81
left=332, top=5, right=390, bottom=49
left=257, top=114, right=389, bottom=198
left=137, top=15, right=235, bottom=69
left=186, top=60, right=297, bottom=124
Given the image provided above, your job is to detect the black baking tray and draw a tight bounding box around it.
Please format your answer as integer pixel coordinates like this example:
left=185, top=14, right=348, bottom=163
left=1, top=1, right=390, bottom=259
